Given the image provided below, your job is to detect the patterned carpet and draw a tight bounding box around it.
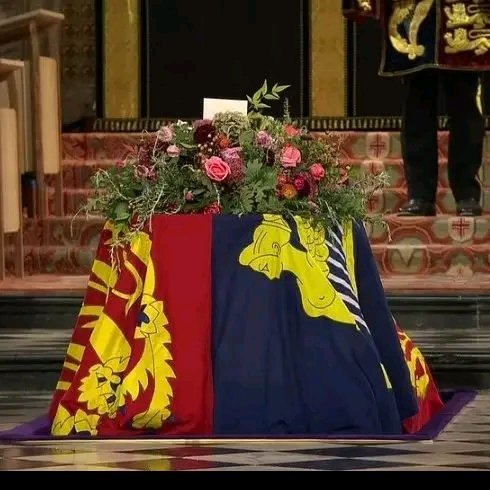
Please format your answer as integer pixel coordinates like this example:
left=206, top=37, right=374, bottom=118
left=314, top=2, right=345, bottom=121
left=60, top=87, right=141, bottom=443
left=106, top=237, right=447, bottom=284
left=0, top=391, right=490, bottom=471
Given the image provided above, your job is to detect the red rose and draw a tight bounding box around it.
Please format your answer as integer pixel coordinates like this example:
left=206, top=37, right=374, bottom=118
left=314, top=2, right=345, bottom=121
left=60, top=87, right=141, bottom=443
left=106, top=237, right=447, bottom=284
left=293, top=175, right=311, bottom=198
left=204, top=202, right=222, bottom=214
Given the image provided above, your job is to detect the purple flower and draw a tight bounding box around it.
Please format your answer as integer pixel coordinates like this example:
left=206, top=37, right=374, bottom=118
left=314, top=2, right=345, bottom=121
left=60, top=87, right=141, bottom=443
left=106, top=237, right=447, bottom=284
left=221, top=147, right=243, bottom=166
left=221, top=147, right=245, bottom=184
left=256, top=131, right=274, bottom=149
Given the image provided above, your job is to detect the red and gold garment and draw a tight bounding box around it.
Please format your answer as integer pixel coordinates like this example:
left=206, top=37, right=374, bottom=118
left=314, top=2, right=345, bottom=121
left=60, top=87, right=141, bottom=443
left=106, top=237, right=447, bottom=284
left=343, top=0, right=490, bottom=74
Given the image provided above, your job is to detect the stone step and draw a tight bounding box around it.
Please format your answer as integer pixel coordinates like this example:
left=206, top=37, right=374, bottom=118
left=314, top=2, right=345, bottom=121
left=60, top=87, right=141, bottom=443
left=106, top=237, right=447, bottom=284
left=18, top=216, right=104, bottom=247
left=14, top=214, right=490, bottom=248
left=5, top=245, right=96, bottom=275
left=369, top=188, right=490, bottom=214
left=1, top=293, right=490, bottom=387
left=60, top=130, right=490, bottom=161
left=372, top=243, right=489, bottom=276
left=368, top=215, right=490, bottom=246
left=337, top=131, right=490, bottom=161
left=62, top=133, right=141, bottom=161
left=348, top=158, right=490, bottom=190
left=60, top=159, right=115, bottom=190
left=5, top=241, right=489, bottom=278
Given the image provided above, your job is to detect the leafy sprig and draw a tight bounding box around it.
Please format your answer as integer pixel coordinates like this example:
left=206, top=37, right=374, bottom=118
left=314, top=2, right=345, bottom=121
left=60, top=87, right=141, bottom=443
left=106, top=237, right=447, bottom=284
left=247, top=80, right=290, bottom=113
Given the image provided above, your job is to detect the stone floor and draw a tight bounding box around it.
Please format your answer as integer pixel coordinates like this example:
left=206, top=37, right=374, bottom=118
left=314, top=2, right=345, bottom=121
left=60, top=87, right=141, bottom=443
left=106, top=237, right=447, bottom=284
left=0, top=391, right=490, bottom=471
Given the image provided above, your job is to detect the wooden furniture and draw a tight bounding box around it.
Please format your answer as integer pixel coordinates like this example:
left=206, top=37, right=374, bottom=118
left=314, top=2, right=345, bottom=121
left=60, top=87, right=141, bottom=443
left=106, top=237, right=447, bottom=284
left=0, top=59, right=25, bottom=280
left=0, top=9, right=65, bottom=219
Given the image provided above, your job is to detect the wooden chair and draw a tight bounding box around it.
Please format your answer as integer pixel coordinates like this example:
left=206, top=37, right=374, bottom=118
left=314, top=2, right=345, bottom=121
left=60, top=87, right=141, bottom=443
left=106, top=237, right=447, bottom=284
left=0, top=59, right=24, bottom=280
left=0, top=9, right=65, bottom=219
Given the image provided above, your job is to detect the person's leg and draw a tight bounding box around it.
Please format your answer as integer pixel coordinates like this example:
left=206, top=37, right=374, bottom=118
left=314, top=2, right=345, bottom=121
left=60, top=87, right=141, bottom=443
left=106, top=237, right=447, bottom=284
left=442, top=70, right=484, bottom=216
left=399, top=69, right=439, bottom=216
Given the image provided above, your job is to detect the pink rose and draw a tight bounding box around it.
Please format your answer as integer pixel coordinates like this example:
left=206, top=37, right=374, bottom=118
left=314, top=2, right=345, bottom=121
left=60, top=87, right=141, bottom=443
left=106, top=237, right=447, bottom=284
left=285, top=125, right=301, bottom=137
left=167, top=144, right=180, bottom=158
left=158, top=125, right=174, bottom=143
left=281, top=145, right=301, bottom=168
left=185, top=191, right=194, bottom=201
left=204, top=156, right=231, bottom=182
left=116, top=159, right=126, bottom=168
left=256, top=131, right=274, bottom=149
left=310, top=163, right=326, bottom=181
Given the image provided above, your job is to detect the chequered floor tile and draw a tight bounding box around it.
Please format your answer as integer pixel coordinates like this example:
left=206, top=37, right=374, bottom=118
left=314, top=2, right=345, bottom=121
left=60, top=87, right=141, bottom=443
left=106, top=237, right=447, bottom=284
left=0, top=389, right=489, bottom=471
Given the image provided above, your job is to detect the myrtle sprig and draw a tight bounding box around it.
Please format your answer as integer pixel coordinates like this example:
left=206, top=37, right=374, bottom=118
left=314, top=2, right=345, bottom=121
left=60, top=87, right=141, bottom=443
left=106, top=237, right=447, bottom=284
left=247, top=80, right=290, bottom=114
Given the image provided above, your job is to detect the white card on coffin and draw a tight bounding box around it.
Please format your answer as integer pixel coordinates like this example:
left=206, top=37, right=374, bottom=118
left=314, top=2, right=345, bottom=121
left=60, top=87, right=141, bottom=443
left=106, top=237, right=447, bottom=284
left=203, top=98, right=248, bottom=119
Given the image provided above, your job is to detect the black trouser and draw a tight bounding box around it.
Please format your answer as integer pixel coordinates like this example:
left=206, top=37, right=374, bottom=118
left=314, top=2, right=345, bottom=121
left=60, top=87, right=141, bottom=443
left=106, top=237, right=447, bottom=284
left=401, top=69, right=484, bottom=203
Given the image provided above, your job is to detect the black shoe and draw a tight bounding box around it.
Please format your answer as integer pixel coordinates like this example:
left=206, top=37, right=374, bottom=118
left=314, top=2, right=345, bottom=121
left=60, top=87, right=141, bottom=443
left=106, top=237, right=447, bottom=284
left=456, top=198, right=482, bottom=217
left=398, top=199, right=436, bottom=217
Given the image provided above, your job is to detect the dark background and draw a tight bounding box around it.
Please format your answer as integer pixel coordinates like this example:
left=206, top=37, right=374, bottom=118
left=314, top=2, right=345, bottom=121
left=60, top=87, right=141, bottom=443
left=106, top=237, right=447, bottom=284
left=140, top=0, right=310, bottom=119
left=95, top=1, right=489, bottom=120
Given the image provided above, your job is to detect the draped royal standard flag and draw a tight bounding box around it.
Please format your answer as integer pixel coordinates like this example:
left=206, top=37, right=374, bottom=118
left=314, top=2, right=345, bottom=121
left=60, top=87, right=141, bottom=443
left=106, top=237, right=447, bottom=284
left=49, top=216, right=214, bottom=437
left=48, top=214, right=440, bottom=438
left=396, top=327, right=444, bottom=433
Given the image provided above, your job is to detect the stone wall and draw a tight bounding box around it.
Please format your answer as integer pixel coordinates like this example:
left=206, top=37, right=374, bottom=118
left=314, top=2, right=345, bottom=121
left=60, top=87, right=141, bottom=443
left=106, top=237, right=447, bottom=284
left=0, top=0, right=96, bottom=125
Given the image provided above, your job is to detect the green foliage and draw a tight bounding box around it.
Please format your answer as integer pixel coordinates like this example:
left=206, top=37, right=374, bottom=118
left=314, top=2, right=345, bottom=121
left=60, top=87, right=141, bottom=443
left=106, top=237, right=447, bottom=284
left=82, top=81, right=387, bottom=245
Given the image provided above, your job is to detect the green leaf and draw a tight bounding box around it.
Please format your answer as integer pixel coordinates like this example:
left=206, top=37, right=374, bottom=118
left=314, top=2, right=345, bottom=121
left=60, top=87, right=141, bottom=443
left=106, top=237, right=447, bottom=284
left=264, top=94, right=279, bottom=100
left=240, top=190, right=254, bottom=213
left=256, top=103, right=271, bottom=109
left=274, top=84, right=290, bottom=93
left=246, top=95, right=253, bottom=104
left=85, top=197, right=98, bottom=211
left=252, top=89, right=262, bottom=103
left=180, top=142, right=196, bottom=149
left=239, top=129, right=255, bottom=147
left=112, top=221, right=127, bottom=239
left=260, top=79, right=268, bottom=95
left=114, top=201, right=130, bottom=221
